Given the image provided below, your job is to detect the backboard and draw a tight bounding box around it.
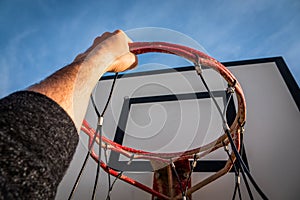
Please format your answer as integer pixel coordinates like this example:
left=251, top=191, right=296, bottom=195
left=57, top=56, right=300, bottom=199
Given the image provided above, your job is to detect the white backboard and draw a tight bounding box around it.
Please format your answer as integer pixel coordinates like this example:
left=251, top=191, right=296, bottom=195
left=57, top=57, right=299, bottom=200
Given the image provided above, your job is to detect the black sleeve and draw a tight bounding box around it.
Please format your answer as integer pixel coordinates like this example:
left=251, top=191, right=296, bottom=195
left=0, top=91, right=79, bottom=200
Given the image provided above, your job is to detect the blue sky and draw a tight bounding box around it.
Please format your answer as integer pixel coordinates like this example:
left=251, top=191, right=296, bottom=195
left=0, top=0, right=299, bottom=98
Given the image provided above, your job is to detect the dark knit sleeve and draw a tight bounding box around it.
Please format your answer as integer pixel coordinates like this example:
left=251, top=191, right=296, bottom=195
left=0, top=91, right=79, bottom=200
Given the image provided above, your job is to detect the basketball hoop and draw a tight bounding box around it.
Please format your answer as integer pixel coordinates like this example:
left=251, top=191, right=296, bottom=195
left=73, top=42, right=247, bottom=200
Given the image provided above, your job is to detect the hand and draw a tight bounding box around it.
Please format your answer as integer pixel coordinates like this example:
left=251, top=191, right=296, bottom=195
left=74, top=30, right=138, bottom=72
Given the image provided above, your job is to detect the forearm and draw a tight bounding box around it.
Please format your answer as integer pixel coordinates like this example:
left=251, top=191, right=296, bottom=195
left=28, top=57, right=111, bottom=132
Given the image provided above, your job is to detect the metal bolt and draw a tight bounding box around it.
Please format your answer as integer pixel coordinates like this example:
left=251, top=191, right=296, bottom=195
left=155, top=172, right=160, bottom=179
left=183, top=172, right=189, bottom=179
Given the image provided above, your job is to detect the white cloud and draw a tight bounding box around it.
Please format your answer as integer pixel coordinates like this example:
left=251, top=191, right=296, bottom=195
left=0, top=59, right=10, bottom=97
left=0, top=29, right=38, bottom=97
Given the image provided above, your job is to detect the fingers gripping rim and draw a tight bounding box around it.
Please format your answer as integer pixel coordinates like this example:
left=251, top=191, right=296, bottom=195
left=82, top=42, right=247, bottom=199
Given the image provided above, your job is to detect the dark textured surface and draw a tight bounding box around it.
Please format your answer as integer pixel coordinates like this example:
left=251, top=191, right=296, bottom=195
left=0, top=91, right=79, bottom=200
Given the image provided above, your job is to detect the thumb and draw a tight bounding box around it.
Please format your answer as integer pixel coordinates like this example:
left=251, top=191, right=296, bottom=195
left=106, top=52, right=138, bottom=72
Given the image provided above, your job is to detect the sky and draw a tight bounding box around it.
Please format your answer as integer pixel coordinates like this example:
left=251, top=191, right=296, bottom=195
left=0, top=0, right=299, bottom=98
